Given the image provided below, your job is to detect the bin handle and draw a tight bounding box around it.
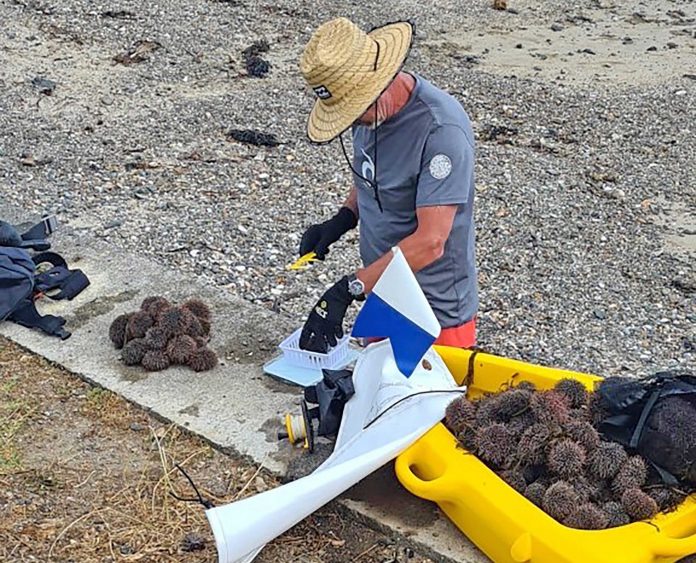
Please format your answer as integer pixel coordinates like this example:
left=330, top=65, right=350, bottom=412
left=394, top=442, right=454, bottom=503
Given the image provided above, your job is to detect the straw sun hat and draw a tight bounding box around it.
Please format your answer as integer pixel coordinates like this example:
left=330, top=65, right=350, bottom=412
left=300, top=18, right=413, bottom=144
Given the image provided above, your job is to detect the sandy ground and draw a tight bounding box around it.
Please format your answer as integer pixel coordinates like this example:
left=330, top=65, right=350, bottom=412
left=425, top=0, right=694, bottom=86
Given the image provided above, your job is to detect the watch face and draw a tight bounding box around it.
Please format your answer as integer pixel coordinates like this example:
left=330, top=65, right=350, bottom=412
left=349, top=278, right=364, bottom=296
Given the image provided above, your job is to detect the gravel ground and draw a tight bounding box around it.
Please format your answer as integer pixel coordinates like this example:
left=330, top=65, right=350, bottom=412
left=0, top=0, right=694, bottom=378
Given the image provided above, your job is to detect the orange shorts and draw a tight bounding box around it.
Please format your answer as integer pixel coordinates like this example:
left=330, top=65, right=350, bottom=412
left=434, top=317, right=477, bottom=349
left=366, top=317, right=477, bottom=350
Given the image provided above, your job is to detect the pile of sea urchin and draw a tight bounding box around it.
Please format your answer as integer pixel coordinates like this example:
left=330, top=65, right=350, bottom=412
left=109, top=296, right=218, bottom=373
left=444, top=378, right=688, bottom=530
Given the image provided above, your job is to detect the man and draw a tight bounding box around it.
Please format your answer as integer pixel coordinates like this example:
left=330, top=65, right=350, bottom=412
left=297, top=17, right=478, bottom=353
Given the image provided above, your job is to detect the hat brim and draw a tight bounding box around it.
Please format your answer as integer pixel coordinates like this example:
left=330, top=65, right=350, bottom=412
left=306, top=21, right=413, bottom=144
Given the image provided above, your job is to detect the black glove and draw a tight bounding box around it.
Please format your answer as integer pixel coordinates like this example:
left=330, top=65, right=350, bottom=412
left=299, top=207, right=357, bottom=260
left=300, top=276, right=355, bottom=353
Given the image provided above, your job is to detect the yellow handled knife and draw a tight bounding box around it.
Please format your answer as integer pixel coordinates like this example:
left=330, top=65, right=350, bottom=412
left=287, top=252, right=318, bottom=271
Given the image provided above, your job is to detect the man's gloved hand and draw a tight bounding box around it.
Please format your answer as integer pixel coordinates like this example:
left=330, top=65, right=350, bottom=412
left=300, top=276, right=355, bottom=353
left=299, top=207, right=357, bottom=260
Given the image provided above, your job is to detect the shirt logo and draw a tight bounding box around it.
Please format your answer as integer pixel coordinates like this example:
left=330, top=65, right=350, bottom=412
left=360, top=148, right=375, bottom=189
left=429, top=154, right=452, bottom=180
left=313, top=85, right=332, bottom=100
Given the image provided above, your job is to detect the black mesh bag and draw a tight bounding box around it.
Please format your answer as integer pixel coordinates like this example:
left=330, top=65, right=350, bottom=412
left=594, top=371, right=696, bottom=487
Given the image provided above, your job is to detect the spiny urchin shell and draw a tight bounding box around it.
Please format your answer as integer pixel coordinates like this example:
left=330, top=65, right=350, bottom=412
left=193, top=336, right=209, bottom=348
left=182, top=298, right=211, bottom=321
left=198, top=317, right=211, bottom=336
left=602, top=501, right=631, bottom=527
left=648, top=487, right=684, bottom=513
left=542, top=481, right=579, bottom=522
left=518, top=423, right=552, bottom=465
left=109, top=313, right=131, bottom=349
left=144, top=327, right=169, bottom=350
left=588, top=392, right=611, bottom=426
left=547, top=439, right=586, bottom=478
left=140, top=295, right=162, bottom=310
left=524, top=481, right=547, bottom=507
left=455, top=426, right=478, bottom=452
left=185, top=314, right=205, bottom=337
left=122, top=338, right=148, bottom=366
left=612, top=456, right=647, bottom=496
left=554, top=379, right=589, bottom=409
left=444, top=396, right=477, bottom=437
left=151, top=301, right=172, bottom=319
left=126, top=311, right=154, bottom=340
left=179, top=307, right=197, bottom=329
left=516, top=381, right=537, bottom=392
left=475, top=423, right=516, bottom=467
left=507, top=409, right=537, bottom=436
left=157, top=307, right=191, bottom=336
left=141, top=296, right=170, bottom=316
left=647, top=488, right=672, bottom=512
left=141, top=350, right=170, bottom=372
left=564, top=503, right=609, bottom=530
left=474, top=396, right=498, bottom=427
left=573, top=477, right=602, bottom=504
left=188, top=347, right=218, bottom=372
left=530, top=390, right=571, bottom=426
left=588, top=441, right=628, bottom=479
left=500, top=469, right=527, bottom=494
left=569, top=408, right=589, bottom=422
left=564, top=420, right=600, bottom=452
left=621, top=488, right=658, bottom=521
left=488, top=389, right=532, bottom=423
left=167, top=335, right=198, bottom=365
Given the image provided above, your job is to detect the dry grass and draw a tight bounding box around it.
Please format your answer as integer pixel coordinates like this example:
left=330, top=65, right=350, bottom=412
left=1, top=359, right=38, bottom=470
left=0, top=338, right=274, bottom=561
left=0, top=337, right=433, bottom=563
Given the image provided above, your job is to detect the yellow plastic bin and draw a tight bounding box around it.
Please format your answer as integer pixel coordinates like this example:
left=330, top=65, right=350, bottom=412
left=395, top=346, right=696, bottom=563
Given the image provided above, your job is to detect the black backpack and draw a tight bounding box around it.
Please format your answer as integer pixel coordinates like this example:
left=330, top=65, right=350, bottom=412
left=0, top=247, right=35, bottom=320
left=1, top=218, right=89, bottom=340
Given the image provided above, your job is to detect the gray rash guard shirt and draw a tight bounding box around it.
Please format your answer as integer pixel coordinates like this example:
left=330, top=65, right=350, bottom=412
left=351, top=73, right=478, bottom=328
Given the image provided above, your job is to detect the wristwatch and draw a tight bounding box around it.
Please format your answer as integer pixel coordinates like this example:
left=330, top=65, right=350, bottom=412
left=346, top=274, right=366, bottom=300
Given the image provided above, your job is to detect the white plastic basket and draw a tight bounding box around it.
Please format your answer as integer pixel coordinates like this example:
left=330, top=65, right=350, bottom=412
left=279, top=328, right=351, bottom=370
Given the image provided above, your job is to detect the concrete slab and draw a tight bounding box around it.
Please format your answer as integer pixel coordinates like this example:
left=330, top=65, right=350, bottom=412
left=1, top=208, right=300, bottom=473
left=0, top=206, right=489, bottom=563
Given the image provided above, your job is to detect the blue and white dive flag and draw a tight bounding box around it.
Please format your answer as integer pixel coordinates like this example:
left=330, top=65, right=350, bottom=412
left=352, top=247, right=441, bottom=377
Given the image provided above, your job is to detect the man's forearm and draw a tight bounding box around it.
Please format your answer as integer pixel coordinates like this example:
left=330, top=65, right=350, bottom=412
left=343, top=185, right=358, bottom=217
left=356, top=232, right=443, bottom=294
left=355, top=205, right=457, bottom=295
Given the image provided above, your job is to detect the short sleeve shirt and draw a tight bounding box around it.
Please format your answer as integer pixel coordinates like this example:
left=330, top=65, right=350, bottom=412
left=351, top=73, right=478, bottom=328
